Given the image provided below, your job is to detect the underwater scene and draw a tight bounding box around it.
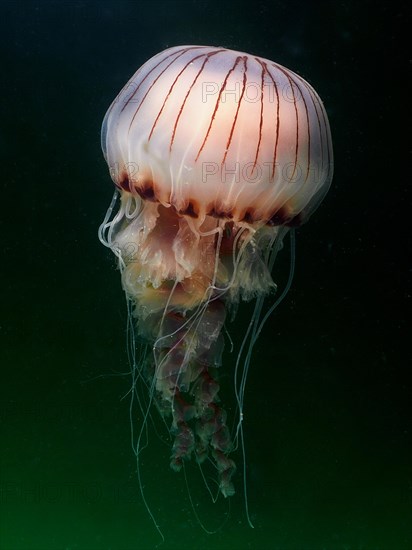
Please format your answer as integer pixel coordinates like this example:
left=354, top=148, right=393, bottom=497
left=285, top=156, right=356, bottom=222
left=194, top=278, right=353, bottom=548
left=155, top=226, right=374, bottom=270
left=1, top=1, right=409, bottom=549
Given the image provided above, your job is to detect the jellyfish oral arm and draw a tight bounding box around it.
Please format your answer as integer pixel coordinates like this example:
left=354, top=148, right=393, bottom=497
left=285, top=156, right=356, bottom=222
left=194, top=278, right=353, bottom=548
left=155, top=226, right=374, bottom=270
left=149, top=297, right=236, bottom=498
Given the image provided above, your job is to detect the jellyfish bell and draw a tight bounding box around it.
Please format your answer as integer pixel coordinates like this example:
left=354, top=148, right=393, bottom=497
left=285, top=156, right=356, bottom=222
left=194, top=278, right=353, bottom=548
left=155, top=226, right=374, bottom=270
left=99, top=45, right=333, bottom=531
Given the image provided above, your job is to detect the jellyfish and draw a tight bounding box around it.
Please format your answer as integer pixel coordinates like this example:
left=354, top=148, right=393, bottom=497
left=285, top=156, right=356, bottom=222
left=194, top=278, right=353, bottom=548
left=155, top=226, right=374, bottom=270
left=99, top=45, right=333, bottom=530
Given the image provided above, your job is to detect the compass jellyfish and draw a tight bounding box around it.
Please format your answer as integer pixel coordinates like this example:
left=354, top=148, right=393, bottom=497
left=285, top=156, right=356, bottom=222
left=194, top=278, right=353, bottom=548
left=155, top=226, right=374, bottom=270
left=99, top=45, right=333, bottom=534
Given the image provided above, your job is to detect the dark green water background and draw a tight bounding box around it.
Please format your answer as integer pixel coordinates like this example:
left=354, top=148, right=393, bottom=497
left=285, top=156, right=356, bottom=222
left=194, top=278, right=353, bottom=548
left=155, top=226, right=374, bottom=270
left=1, top=1, right=409, bottom=549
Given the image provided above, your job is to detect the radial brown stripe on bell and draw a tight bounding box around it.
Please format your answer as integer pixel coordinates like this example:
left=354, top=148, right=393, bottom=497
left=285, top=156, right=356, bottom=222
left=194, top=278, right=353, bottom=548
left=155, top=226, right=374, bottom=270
left=149, top=51, right=221, bottom=142
left=250, top=58, right=265, bottom=175
left=290, top=76, right=311, bottom=183
left=303, top=80, right=324, bottom=174
left=222, top=56, right=248, bottom=166
left=128, top=47, right=204, bottom=136
left=321, top=102, right=333, bottom=180
left=260, top=61, right=280, bottom=182
left=273, top=64, right=299, bottom=182
left=121, top=46, right=190, bottom=115
left=170, top=49, right=225, bottom=153
left=195, top=55, right=243, bottom=162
